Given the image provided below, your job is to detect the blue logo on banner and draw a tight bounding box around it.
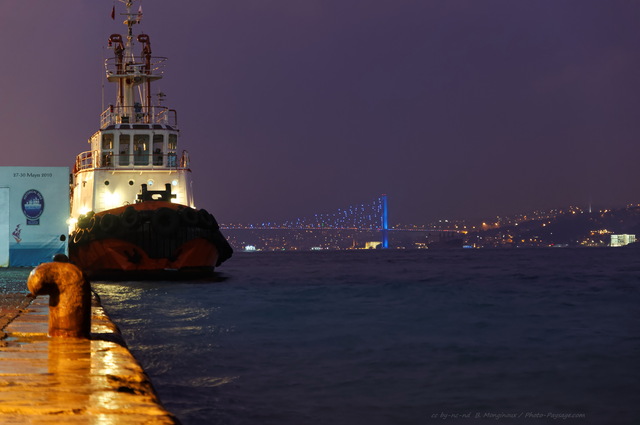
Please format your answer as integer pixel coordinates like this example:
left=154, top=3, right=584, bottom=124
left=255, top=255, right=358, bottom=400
left=22, top=189, right=44, bottom=225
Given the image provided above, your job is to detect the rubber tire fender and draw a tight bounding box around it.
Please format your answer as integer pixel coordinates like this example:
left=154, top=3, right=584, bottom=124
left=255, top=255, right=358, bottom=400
left=99, top=213, right=121, bottom=235
left=77, top=212, right=94, bottom=230
left=121, top=206, right=140, bottom=229
left=151, top=208, right=180, bottom=236
left=211, top=230, right=233, bottom=266
left=198, top=209, right=219, bottom=230
left=179, top=207, right=199, bottom=226
left=72, top=229, right=86, bottom=244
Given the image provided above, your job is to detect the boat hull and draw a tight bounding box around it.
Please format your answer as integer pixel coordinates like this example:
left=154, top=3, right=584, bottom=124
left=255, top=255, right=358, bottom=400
left=69, top=202, right=232, bottom=280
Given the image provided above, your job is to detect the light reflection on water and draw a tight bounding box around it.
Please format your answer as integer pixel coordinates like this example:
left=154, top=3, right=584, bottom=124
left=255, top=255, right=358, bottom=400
left=92, top=249, right=640, bottom=425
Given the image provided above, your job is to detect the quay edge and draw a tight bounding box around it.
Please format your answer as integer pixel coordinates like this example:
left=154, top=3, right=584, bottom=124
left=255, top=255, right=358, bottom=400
left=0, top=293, right=181, bottom=424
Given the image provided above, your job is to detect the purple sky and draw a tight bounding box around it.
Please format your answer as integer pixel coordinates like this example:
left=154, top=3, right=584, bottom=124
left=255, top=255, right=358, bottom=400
left=2, top=1, right=640, bottom=225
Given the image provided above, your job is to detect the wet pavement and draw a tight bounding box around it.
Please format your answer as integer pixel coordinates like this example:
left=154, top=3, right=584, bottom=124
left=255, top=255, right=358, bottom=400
left=0, top=293, right=32, bottom=341
left=0, top=294, right=180, bottom=424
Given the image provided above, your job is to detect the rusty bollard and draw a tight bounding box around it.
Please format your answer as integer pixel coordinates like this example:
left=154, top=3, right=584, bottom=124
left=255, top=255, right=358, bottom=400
left=27, top=261, right=91, bottom=338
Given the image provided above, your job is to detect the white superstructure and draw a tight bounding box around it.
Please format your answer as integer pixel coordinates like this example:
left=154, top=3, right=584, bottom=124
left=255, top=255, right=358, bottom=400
left=70, top=0, right=194, bottom=226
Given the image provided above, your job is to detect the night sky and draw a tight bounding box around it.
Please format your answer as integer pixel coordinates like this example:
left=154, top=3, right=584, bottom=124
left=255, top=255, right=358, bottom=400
left=2, top=1, right=640, bottom=225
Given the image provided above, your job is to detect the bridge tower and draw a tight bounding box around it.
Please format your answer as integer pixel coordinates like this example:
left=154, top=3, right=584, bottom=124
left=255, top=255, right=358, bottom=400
left=381, top=194, right=389, bottom=248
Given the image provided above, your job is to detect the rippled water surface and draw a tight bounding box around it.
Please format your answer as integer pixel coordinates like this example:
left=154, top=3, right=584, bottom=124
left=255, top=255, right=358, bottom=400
left=90, top=249, right=640, bottom=424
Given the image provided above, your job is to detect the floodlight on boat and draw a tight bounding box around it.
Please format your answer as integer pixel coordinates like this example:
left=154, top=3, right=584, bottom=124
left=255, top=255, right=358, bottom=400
left=104, top=191, right=121, bottom=209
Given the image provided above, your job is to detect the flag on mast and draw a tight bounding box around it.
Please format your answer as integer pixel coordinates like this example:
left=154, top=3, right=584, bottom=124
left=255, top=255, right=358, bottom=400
left=111, top=5, right=115, bottom=20
left=137, top=5, right=143, bottom=23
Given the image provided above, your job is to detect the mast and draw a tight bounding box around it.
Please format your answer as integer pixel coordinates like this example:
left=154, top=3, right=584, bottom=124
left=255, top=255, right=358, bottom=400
left=104, top=0, right=167, bottom=128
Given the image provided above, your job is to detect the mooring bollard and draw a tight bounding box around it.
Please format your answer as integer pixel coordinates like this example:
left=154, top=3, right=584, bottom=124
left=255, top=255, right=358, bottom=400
left=27, top=261, right=91, bottom=338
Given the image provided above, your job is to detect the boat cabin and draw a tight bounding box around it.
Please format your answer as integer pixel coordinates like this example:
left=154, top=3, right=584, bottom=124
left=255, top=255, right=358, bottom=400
left=89, top=124, right=180, bottom=170
left=71, top=124, right=194, bottom=219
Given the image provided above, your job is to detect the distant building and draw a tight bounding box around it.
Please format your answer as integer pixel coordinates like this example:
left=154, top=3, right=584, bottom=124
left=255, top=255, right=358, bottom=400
left=0, top=167, right=69, bottom=266
left=610, top=234, right=636, bottom=247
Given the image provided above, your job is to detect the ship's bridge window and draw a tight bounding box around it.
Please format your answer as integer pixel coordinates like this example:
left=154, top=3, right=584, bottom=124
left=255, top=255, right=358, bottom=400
left=168, top=134, right=177, bottom=167
left=134, top=134, right=150, bottom=166
left=119, top=134, right=130, bottom=166
left=153, top=134, right=164, bottom=166
left=102, top=133, right=114, bottom=150
left=101, top=133, right=114, bottom=167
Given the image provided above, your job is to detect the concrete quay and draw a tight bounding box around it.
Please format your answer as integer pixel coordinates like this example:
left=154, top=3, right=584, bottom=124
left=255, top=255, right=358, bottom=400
left=0, top=294, right=180, bottom=424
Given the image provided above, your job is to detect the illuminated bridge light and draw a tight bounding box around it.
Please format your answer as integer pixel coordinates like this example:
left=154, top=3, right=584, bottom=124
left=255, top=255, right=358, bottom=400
left=241, top=195, right=389, bottom=246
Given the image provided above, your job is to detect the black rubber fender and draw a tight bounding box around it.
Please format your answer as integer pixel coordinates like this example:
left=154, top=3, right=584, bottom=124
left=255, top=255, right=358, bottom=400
left=77, top=212, right=94, bottom=230
left=99, top=213, right=121, bottom=235
left=72, top=229, right=86, bottom=244
left=87, top=214, right=99, bottom=233
left=179, top=207, right=199, bottom=226
left=211, top=230, right=233, bottom=265
left=138, top=210, right=152, bottom=223
left=151, top=207, right=180, bottom=236
left=198, top=209, right=219, bottom=230
left=121, top=206, right=140, bottom=229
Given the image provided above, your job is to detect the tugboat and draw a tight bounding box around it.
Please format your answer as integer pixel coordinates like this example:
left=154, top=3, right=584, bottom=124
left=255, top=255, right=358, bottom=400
left=68, top=0, right=232, bottom=279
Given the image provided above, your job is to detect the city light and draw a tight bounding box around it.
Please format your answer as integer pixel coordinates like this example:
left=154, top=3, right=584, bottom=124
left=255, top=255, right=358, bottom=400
left=220, top=200, right=640, bottom=251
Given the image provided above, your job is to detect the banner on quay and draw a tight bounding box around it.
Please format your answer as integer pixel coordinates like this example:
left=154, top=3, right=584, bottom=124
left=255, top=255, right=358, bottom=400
left=0, top=167, right=69, bottom=267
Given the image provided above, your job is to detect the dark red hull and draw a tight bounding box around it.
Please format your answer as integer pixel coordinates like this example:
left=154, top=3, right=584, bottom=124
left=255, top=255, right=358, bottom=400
left=69, top=202, right=232, bottom=280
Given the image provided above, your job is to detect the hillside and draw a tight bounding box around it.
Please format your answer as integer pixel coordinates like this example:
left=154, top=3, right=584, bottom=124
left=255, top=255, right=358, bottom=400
left=466, top=205, right=640, bottom=247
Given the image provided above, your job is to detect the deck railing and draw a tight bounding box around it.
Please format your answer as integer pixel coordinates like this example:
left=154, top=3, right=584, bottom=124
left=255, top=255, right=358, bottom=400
left=74, top=150, right=190, bottom=173
left=100, top=105, right=177, bottom=128
left=104, top=56, right=167, bottom=78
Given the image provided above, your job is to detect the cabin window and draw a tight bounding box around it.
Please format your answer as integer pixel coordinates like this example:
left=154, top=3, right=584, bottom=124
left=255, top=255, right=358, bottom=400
left=101, top=152, right=113, bottom=167
left=119, top=134, right=130, bottom=166
left=153, top=134, right=164, bottom=166
left=102, top=134, right=114, bottom=150
left=168, top=134, right=177, bottom=167
left=134, top=134, right=150, bottom=165
left=101, top=134, right=114, bottom=167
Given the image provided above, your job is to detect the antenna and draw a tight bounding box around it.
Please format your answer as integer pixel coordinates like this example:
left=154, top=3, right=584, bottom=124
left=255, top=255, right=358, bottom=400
left=101, top=46, right=105, bottom=114
left=104, top=0, right=165, bottom=127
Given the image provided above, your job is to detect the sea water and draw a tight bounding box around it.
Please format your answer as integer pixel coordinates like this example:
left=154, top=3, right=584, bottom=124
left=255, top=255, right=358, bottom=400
left=3, top=249, right=639, bottom=424
left=90, top=248, right=640, bottom=425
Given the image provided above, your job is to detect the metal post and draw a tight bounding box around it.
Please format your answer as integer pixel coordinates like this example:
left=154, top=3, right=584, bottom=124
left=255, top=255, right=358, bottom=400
left=27, top=261, right=91, bottom=338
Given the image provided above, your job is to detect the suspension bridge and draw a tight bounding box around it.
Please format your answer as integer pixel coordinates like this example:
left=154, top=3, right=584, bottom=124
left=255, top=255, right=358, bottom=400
left=222, top=195, right=464, bottom=250
left=225, top=195, right=393, bottom=248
